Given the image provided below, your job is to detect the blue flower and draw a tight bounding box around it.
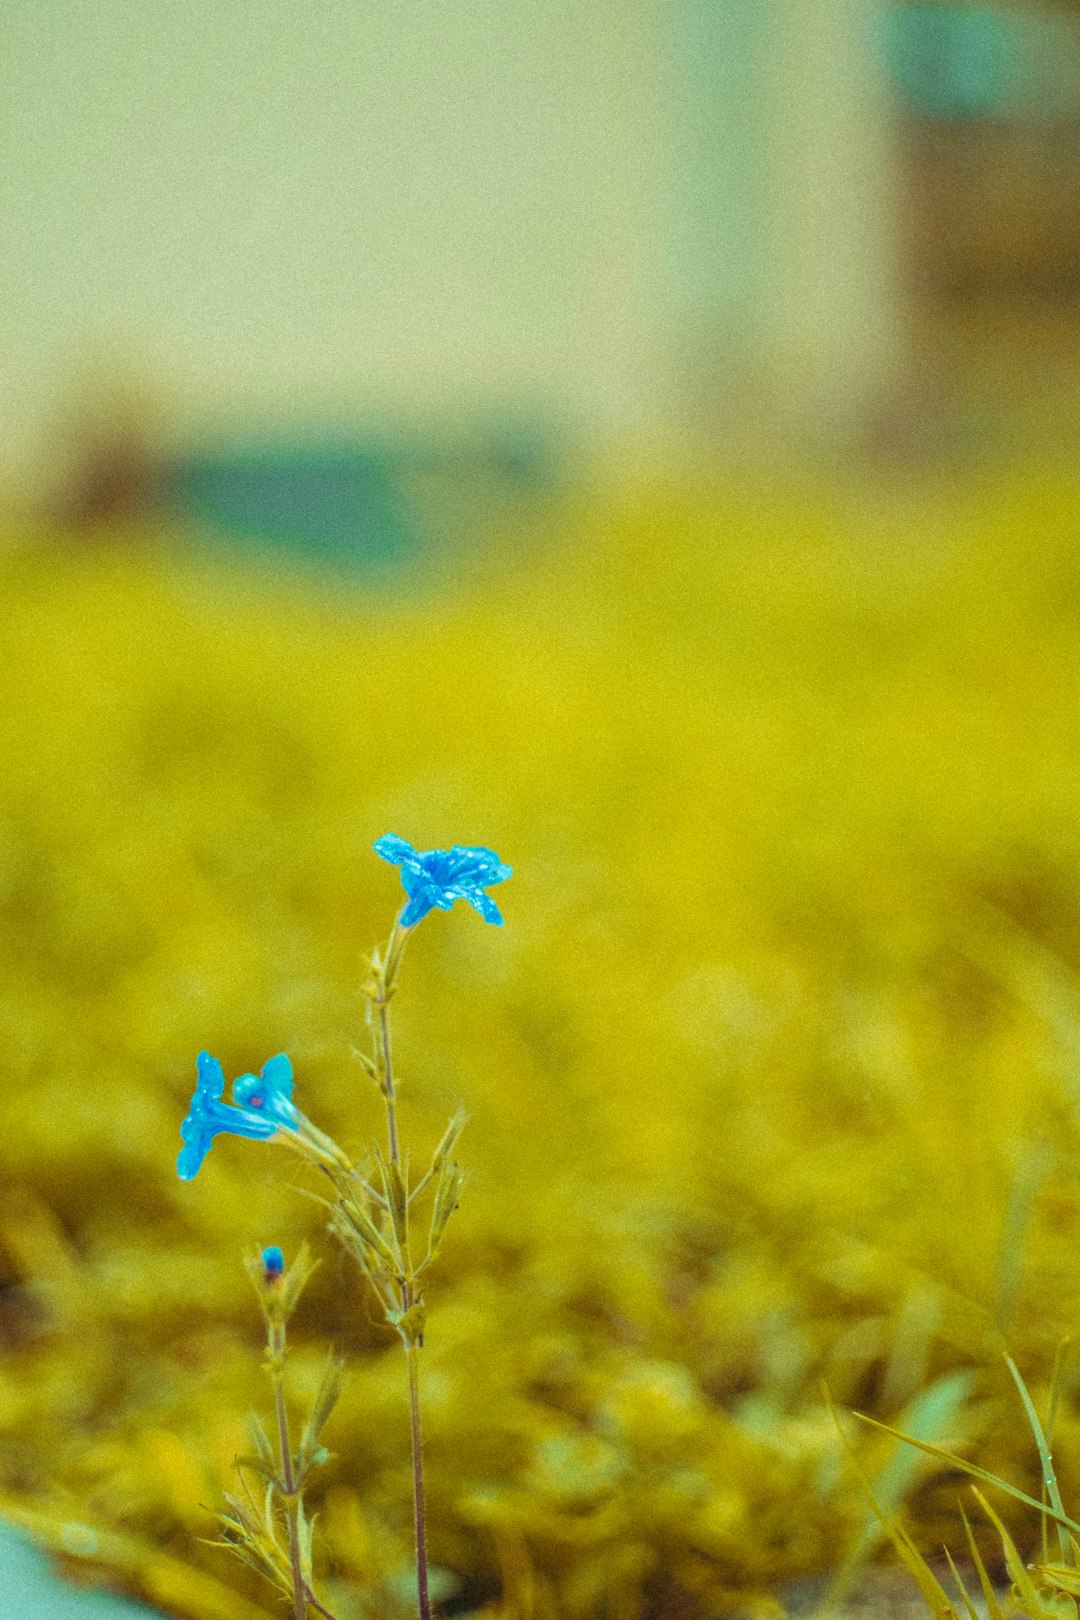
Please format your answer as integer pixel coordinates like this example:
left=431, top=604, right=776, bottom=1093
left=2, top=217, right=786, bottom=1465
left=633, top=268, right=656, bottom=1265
left=374, top=834, right=512, bottom=928
left=177, top=1051, right=293, bottom=1181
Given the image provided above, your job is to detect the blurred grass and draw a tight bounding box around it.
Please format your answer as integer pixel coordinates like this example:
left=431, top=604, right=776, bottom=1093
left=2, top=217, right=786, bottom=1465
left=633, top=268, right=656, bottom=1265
left=4, top=468, right=1080, bottom=1617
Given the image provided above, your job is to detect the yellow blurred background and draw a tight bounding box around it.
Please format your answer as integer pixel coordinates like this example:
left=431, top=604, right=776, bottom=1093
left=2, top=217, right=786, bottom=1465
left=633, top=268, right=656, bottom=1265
left=5, top=6, right=1080, bottom=1620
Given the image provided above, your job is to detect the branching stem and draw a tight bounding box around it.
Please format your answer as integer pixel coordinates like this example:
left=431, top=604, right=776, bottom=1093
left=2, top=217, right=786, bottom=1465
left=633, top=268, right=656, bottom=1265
left=305, top=1594, right=341, bottom=1620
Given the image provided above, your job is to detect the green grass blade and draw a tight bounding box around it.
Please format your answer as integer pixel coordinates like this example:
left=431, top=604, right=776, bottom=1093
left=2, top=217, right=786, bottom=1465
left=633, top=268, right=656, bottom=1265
left=1032, top=1564, right=1080, bottom=1598
left=1004, top=1354, right=1071, bottom=1567
left=1046, top=1337, right=1073, bottom=1452
left=824, top=1373, right=972, bottom=1612
left=973, top=1488, right=1068, bottom=1620
left=943, top=1546, right=981, bottom=1620
left=855, top=1414, right=1080, bottom=1540
left=839, top=1468, right=959, bottom=1620
left=884, top=1519, right=960, bottom=1620
left=961, top=1506, right=1008, bottom=1620
left=1043, top=1339, right=1075, bottom=1567
left=994, top=1139, right=1051, bottom=1336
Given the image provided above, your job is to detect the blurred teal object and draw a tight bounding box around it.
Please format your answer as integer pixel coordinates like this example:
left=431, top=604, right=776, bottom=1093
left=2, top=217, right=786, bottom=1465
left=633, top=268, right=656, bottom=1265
left=168, top=440, right=415, bottom=568
left=0, top=1527, right=159, bottom=1617
left=166, top=424, right=563, bottom=572
left=885, top=3, right=1080, bottom=124
left=886, top=3, right=1016, bottom=120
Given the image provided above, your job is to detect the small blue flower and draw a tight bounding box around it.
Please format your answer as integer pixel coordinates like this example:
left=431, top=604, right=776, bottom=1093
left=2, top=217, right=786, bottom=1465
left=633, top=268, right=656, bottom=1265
left=177, top=1051, right=291, bottom=1181
left=374, top=834, right=512, bottom=928
left=262, top=1245, right=286, bottom=1280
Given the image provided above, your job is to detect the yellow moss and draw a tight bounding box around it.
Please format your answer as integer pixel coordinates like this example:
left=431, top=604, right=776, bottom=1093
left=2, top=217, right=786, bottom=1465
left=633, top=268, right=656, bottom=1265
left=3, top=471, right=1080, bottom=1614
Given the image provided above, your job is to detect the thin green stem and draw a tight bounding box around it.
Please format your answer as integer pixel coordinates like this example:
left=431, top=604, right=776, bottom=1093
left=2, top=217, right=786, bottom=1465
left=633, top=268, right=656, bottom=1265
left=379, top=997, right=401, bottom=1163
left=384, top=915, right=410, bottom=992
left=269, top=1320, right=308, bottom=1620
left=372, top=917, right=409, bottom=1165
left=406, top=1343, right=432, bottom=1620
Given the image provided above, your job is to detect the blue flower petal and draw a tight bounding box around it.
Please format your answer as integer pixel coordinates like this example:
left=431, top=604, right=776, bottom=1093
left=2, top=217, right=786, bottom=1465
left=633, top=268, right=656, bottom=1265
left=374, top=834, right=420, bottom=867
left=260, top=1053, right=294, bottom=1093
left=197, top=1050, right=226, bottom=1100
left=177, top=1137, right=212, bottom=1181
left=465, top=888, right=503, bottom=925
left=400, top=891, right=436, bottom=928
left=444, top=845, right=507, bottom=883
left=233, top=1053, right=298, bottom=1128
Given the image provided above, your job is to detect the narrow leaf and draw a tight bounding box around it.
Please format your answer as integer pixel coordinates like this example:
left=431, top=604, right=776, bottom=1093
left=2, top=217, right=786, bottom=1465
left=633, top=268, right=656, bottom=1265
left=943, top=1547, right=981, bottom=1620
left=961, top=1506, right=1008, bottom=1620
left=1034, top=1564, right=1080, bottom=1598
left=298, top=1352, right=348, bottom=1471
left=1047, top=1339, right=1073, bottom=1449
left=1045, top=1338, right=1075, bottom=1562
left=826, top=1371, right=971, bottom=1608
left=877, top=1512, right=960, bottom=1620
left=262, top=1478, right=278, bottom=1541
left=297, top=1499, right=315, bottom=1586
left=973, top=1488, right=1066, bottom=1620
left=822, top=1388, right=958, bottom=1620
left=855, top=1414, right=1080, bottom=1539
left=428, top=1161, right=464, bottom=1255
left=335, top=1197, right=399, bottom=1274
left=351, top=1046, right=379, bottom=1081
left=233, top=1454, right=279, bottom=1490
left=1005, top=1354, right=1071, bottom=1567
left=248, top=1412, right=275, bottom=1470
left=411, top=1109, right=468, bottom=1202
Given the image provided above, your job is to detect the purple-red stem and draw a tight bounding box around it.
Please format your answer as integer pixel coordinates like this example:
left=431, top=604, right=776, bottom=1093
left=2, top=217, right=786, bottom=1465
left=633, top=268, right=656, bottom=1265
left=376, top=918, right=431, bottom=1620
left=270, top=1323, right=308, bottom=1620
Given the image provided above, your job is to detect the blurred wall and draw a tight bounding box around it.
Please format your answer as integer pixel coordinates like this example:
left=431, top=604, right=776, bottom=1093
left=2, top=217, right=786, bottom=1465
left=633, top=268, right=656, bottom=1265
left=670, top=0, right=903, bottom=446
left=0, top=2, right=906, bottom=498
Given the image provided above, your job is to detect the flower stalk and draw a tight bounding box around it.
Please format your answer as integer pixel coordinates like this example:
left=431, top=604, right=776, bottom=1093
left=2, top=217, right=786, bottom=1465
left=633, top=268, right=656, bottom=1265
left=368, top=915, right=432, bottom=1620
left=368, top=916, right=408, bottom=1162
left=217, top=1247, right=344, bottom=1620
left=181, top=835, right=510, bottom=1620
left=267, top=1312, right=307, bottom=1620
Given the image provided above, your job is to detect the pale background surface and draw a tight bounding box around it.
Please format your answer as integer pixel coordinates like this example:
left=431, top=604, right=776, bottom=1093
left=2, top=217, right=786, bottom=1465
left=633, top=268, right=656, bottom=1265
left=0, top=1, right=900, bottom=492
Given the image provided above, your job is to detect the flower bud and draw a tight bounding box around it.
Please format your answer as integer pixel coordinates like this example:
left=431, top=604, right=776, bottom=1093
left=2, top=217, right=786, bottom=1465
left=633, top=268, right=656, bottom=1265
left=261, top=1245, right=285, bottom=1283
